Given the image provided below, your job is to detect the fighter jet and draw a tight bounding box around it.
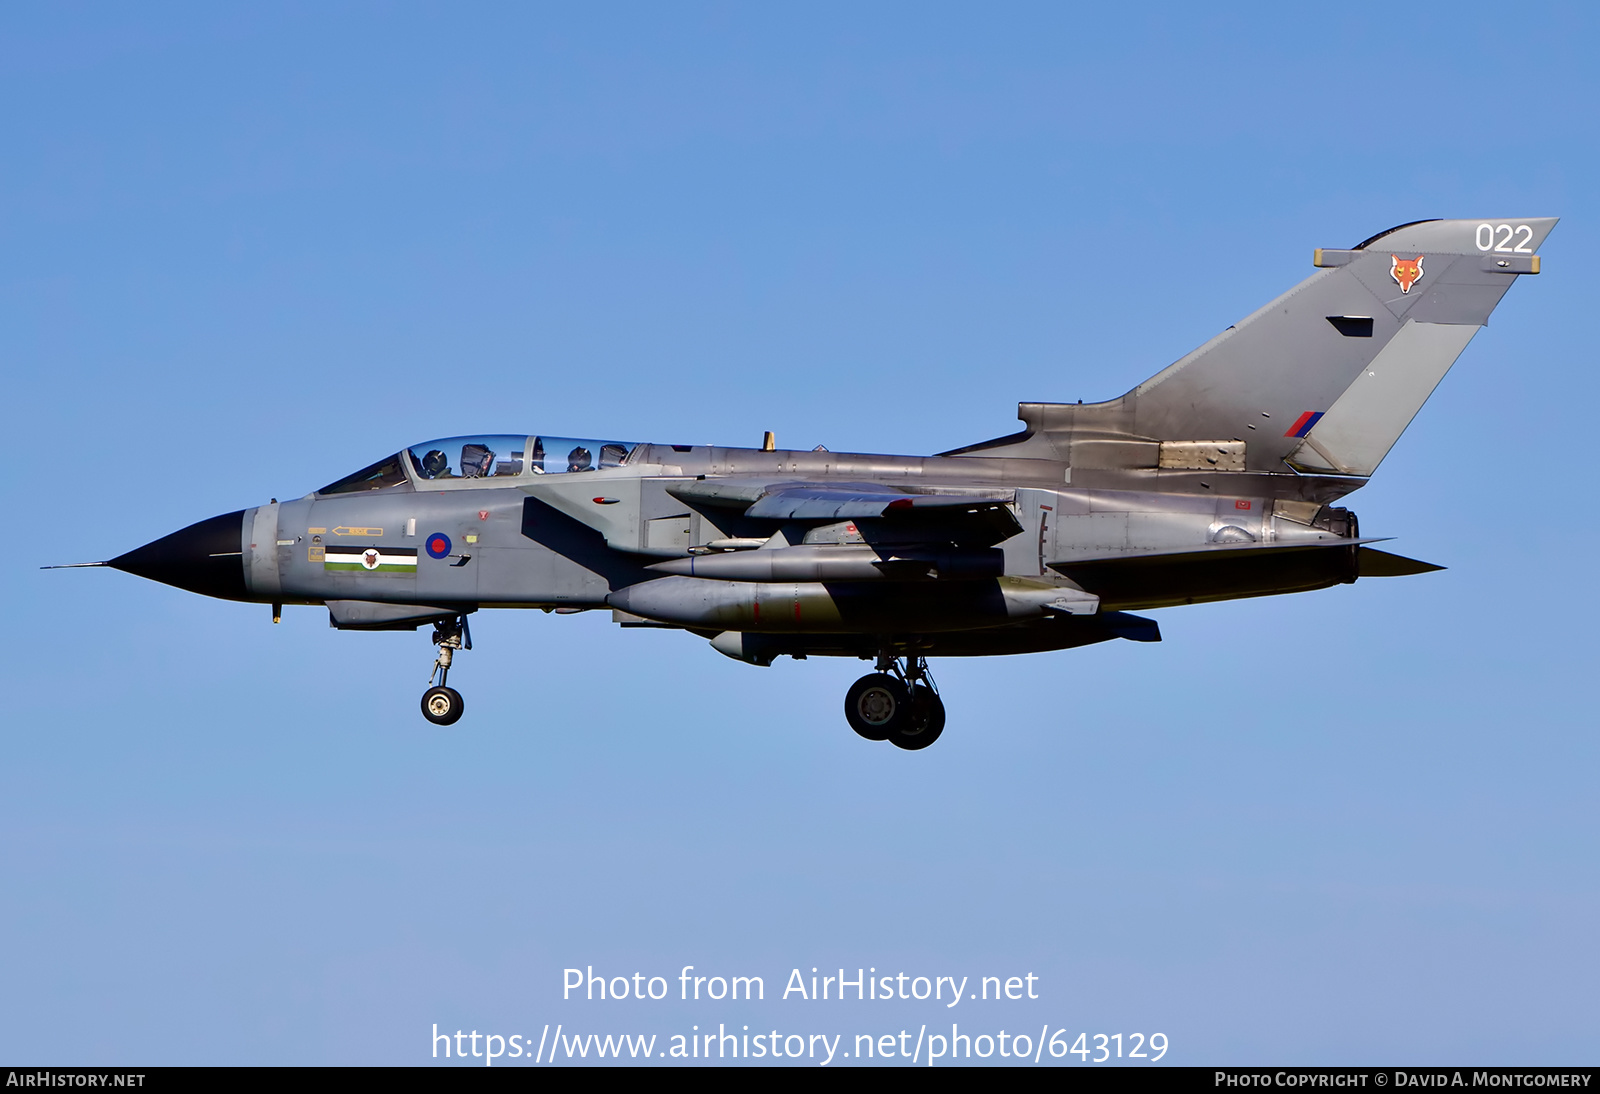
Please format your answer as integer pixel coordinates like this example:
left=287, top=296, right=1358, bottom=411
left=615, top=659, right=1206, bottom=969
left=70, top=217, right=1555, bottom=749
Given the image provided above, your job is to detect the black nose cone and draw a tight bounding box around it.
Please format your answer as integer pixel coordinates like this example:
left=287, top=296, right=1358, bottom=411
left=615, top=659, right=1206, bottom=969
left=108, top=510, right=250, bottom=601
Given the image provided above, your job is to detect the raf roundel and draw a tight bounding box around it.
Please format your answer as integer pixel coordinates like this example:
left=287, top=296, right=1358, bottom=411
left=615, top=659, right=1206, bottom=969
left=426, top=533, right=452, bottom=560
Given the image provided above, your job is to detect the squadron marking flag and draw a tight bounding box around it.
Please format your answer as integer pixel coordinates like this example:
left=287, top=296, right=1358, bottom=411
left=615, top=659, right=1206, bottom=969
left=323, top=545, right=418, bottom=573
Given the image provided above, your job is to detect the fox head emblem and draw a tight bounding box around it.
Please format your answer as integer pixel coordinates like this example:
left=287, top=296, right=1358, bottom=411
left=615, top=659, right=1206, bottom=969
left=1390, top=254, right=1424, bottom=294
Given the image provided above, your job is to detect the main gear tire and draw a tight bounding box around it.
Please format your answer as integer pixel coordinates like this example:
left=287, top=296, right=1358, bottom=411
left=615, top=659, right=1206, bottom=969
left=421, top=685, right=465, bottom=726
left=888, top=685, right=945, bottom=751
left=844, top=673, right=907, bottom=741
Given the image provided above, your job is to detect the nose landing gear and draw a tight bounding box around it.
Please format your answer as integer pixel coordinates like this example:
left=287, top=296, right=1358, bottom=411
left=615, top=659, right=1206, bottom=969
left=421, top=614, right=471, bottom=725
left=844, top=651, right=945, bottom=750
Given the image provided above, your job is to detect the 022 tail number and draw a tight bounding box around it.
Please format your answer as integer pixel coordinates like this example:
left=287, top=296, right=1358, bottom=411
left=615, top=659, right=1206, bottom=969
left=1476, top=223, right=1534, bottom=253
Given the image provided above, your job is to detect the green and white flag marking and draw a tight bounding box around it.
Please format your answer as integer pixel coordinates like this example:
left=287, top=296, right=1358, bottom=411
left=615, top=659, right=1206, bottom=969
left=324, top=546, right=418, bottom=573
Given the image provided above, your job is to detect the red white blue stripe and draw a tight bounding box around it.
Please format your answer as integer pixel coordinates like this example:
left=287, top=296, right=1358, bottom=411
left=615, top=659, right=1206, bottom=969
left=1285, top=411, right=1325, bottom=438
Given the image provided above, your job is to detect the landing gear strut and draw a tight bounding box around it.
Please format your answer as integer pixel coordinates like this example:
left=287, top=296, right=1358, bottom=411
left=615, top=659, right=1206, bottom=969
left=421, top=614, right=471, bottom=726
left=844, top=650, right=945, bottom=750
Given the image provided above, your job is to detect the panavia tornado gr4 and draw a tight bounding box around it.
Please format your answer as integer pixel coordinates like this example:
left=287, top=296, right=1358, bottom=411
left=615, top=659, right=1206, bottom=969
left=77, top=217, right=1555, bottom=749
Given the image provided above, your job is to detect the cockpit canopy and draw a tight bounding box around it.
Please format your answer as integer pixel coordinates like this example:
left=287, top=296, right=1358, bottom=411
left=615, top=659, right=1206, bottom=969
left=408, top=435, right=529, bottom=480
left=317, top=434, right=637, bottom=495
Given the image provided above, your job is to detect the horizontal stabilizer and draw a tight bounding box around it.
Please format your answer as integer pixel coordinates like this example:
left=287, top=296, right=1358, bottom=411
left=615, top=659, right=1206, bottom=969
left=1048, top=537, right=1381, bottom=574
left=1356, top=547, right=1444, bottom=577
left=1048, top=538, right=1383, bottom=611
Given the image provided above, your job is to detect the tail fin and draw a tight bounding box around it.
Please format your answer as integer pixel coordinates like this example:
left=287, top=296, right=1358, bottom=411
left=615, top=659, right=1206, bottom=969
left=967, top=218, right=1557, bottom=480
left=1134, top=217, right=1556, bottom=476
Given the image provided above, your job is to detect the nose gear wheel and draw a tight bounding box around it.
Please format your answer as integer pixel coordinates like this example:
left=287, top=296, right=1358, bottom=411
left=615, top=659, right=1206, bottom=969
left=421, top=614, right=472, bottom=725
left=421, top=685, right=464, bottom=725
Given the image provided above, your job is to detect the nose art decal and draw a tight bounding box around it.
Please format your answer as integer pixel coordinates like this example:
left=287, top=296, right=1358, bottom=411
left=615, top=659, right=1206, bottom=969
left=1390, top=253, right=1424, bottom=294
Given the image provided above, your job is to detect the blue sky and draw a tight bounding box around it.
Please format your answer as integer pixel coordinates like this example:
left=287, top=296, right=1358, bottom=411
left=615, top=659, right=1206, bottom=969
left=3, top=2, right=1597, bottom=1065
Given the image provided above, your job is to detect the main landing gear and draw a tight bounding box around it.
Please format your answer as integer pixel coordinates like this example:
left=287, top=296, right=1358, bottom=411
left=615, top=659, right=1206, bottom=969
left=844, top=652, right=945, bottom=751
left=421, top=614, right=471, bottom=726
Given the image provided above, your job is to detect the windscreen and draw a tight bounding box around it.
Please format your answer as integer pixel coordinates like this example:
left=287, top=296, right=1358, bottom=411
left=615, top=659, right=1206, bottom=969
left=318, top=452, right=410, bottom=495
